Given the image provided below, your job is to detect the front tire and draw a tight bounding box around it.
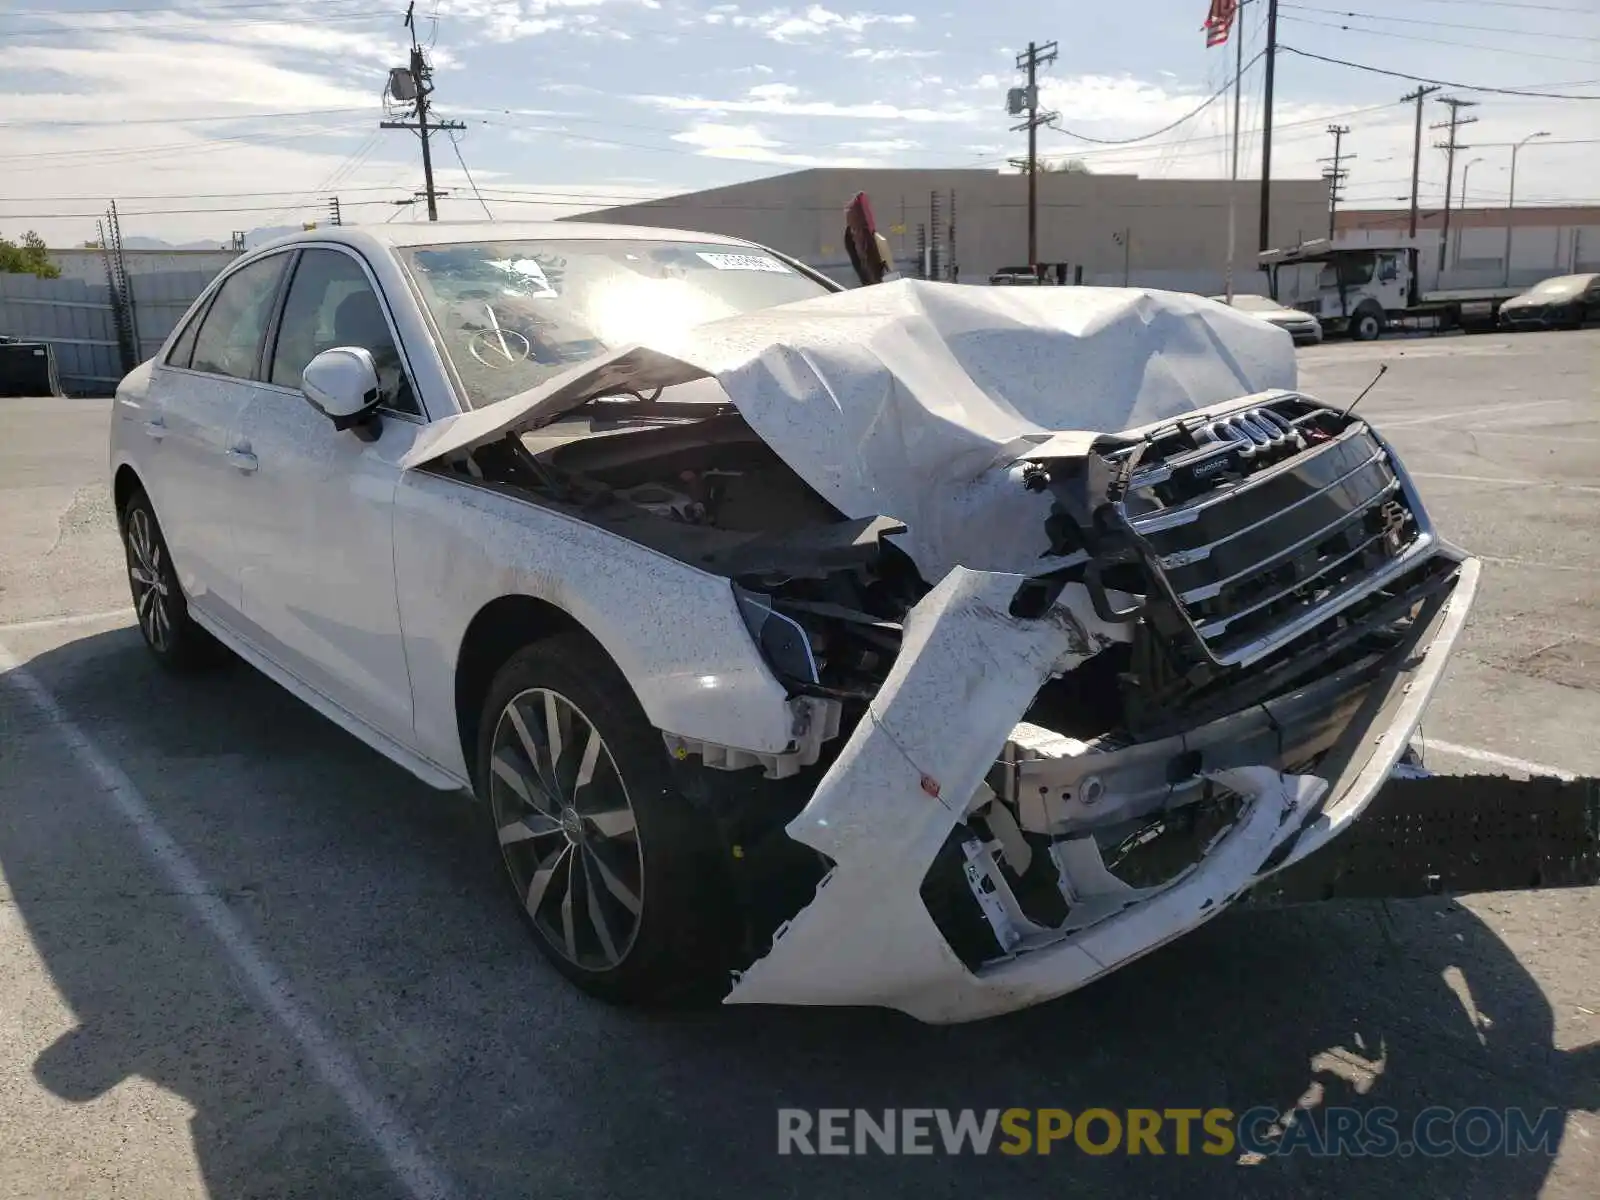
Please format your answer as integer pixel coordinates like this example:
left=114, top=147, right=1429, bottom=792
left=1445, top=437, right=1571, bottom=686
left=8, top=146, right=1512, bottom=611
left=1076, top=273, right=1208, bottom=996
left=475, top=633, right=734, bottom=1005
left=119, top=488, right=218, bottom=672
left=1351, top=306, right=1384, bottom=342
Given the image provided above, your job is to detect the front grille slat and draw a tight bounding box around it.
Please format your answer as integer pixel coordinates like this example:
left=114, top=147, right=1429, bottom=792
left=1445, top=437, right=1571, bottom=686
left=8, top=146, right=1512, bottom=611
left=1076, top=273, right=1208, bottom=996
left=1120, top=398, right=1428, bottom=669
left=1156, top=446, right=1392, bottom=570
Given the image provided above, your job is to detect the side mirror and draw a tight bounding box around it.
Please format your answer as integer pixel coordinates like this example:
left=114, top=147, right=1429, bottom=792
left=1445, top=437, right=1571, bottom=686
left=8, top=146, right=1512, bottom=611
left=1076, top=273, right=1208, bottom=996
left=301, top=347, right=381, bottom=432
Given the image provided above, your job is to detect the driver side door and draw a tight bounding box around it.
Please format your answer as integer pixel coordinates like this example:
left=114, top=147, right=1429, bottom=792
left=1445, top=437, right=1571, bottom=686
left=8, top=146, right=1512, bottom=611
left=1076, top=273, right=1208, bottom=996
left=229, top=245, right=424, bottom=745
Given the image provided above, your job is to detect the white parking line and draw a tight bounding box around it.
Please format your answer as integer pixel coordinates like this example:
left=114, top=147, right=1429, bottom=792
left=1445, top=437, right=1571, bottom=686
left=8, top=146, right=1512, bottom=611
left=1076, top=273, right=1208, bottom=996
left=0, top=641, right=456, bottom=1200
left=0, top=609, right=134, bottom=633
left=1369, top=397, right=1578, bottom=430
left=1418, top=738, right=1579, bottom=781
left=1410, top=471, right=1600, bottom=495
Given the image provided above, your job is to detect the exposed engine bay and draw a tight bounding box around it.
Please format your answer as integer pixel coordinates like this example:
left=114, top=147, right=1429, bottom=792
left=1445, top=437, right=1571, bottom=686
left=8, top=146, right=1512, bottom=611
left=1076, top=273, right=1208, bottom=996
left=439, top=380, right=1468, bottom=992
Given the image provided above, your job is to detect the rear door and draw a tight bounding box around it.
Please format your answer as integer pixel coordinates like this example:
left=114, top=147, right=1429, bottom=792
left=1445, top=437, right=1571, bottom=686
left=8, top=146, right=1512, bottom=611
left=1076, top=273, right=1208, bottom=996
left=228, top=245, right=423, bottom=742
left=140, top=251, right=290, bottom=624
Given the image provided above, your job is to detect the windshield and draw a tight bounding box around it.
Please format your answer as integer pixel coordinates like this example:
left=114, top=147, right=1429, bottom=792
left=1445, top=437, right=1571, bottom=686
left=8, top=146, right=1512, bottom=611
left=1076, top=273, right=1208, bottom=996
left=1317, top=252, right=1375, bottom=289
left=398, top=238, right=835, bottom=408
left=1528, top=274, right=1593, bottom=299
left=1213, top=294, right=1279, bottom=312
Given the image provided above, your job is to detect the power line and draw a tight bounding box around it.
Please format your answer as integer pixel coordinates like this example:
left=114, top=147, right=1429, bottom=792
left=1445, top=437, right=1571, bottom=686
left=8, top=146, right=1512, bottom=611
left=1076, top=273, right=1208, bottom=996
left=1383, top=0, right=1600, bottom=13
left=1278, top=45, right=1600, bottom=99
left=2, top=9, right=398, bottom=36
left=0, top=106, right=372, bottom=131
left=1281, top=4, right=1600, bottom=40
left=0, top=120, right=370, bottom=164
left=1279, top=13, right=1600, bottom=65
left=447, top=132, right=494, bottom=220
left=1046, top=50, right=1267, bottom=144
left=0, top=0, right=386, bottom=15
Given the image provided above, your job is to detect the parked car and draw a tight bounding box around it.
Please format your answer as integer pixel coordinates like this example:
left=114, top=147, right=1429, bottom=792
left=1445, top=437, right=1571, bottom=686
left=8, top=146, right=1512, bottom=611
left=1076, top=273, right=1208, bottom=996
left=1497, top=272, right=1600, bottom=330
left=1209, top=292, right=1324, bottom=344
left=110, top=223, right=1478, bottom=1023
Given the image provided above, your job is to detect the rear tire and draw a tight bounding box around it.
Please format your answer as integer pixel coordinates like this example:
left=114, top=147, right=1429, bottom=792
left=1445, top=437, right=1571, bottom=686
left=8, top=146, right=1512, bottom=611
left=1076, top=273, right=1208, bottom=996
left=119, top=488, right=222, bottom=673
left=474, top=633, right=734, bottom=1006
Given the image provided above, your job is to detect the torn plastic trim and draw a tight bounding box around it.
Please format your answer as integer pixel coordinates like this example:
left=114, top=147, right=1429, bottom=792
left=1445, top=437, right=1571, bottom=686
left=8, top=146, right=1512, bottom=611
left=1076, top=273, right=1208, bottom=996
left=722, top=555, right=1480, bottom=1024
left=1253, top=553, right=1482, bottom=877
left=663, top=695, right=843, bottom=781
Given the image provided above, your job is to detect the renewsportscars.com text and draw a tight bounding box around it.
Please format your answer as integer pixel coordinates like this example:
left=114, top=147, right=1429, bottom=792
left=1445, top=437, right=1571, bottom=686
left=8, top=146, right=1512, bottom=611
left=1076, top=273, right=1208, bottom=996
left=777, top=1106, right=1564, bottom=1158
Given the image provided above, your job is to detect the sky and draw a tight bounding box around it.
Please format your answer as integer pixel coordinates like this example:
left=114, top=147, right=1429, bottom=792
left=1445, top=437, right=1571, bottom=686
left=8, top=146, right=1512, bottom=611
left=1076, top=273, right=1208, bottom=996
left=0, top=0, right=1596, bottom=247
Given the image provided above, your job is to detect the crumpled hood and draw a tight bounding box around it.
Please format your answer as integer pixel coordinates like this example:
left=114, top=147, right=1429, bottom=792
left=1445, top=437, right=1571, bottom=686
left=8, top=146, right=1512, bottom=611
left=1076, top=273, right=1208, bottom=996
left=404, top=280, right=1297, bottom=578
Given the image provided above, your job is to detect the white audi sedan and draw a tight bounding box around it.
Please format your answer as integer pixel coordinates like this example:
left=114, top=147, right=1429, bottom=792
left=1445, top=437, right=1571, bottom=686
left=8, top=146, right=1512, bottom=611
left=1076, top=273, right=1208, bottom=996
left=111, top=223, right=1477, bottom=1023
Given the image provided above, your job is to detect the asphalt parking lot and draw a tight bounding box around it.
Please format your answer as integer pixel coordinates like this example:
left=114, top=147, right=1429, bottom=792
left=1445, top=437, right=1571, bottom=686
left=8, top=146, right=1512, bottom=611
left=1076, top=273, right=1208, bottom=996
left=1, top=329, right=1596, bottom=1200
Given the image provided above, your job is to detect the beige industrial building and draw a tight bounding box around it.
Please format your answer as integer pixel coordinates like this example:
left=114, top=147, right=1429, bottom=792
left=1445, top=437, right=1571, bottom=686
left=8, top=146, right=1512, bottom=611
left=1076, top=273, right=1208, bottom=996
left=569, top=167, right=1331, bottom=294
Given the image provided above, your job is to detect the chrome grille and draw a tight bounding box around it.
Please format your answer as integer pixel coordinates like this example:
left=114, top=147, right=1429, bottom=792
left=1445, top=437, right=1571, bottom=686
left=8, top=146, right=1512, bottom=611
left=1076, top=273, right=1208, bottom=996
left=1122, top=412, right=1430, bottom=668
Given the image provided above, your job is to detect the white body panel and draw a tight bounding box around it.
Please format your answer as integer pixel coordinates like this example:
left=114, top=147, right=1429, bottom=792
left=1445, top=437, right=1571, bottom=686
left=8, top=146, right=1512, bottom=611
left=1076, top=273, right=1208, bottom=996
left=390, top=470, right=796, bottom=783
left=109, top=222, right=1480, bottom=1024
left=230, top=387, right=419, bottom=744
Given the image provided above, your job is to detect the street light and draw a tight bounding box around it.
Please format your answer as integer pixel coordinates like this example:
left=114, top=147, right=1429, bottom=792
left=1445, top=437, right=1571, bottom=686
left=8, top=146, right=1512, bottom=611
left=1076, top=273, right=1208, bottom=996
left=1504, top=130, right=1551, bottom=285
left=1455, top=157, right=1484, bottom=268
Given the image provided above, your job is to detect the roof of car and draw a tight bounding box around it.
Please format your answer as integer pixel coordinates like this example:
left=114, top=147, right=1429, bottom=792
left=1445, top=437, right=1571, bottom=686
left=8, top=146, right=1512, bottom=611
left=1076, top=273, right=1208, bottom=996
left=248, top=221, right=760, bottom=256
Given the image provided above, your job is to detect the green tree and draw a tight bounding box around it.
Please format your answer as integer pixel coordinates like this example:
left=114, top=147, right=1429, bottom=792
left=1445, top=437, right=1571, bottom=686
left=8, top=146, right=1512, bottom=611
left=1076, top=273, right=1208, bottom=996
left=0, top=230, right=62, bottom=279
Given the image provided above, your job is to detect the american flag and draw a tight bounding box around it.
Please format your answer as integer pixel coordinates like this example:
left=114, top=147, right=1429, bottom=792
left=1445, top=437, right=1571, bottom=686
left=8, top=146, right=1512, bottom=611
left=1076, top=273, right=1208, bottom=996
left=1204, top=0, right=1238, bottom=47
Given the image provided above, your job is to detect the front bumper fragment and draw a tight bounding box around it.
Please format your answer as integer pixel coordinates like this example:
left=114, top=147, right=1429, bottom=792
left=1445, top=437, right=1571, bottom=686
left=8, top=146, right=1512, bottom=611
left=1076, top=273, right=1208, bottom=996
left=723, top=555, right=1481, bottom=1024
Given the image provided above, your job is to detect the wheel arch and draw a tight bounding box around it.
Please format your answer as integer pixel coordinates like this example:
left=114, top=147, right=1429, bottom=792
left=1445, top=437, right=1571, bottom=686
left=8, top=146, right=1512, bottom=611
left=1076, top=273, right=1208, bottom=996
left=454, top=594, right=600, bottom=787
left=112, top=463, right=144, bottom=528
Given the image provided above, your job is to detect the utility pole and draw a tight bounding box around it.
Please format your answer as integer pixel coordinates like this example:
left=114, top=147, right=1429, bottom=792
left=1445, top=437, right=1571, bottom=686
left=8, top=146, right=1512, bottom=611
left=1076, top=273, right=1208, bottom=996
left=380, top=2, right=464, bottom=221
left=1257, top=0, right=1279, bottom=254
left=327, top=196, right=343, bottom=226
left=1011, top=40, right=1058, bottom=271
left=1402, top=85, right=1440, bottom=239
left=1224, top=0, right=1246, bottom=303
left=1431, top=97, right=1478, bottom=275
left=1319, top=125, right=1352, bottom=240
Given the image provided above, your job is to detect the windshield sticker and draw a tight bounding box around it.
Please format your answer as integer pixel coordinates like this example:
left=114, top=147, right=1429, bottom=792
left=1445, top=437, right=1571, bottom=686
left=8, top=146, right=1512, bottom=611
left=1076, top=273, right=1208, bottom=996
left=487, top=257, right=558, bottom=298
left=695, top=251, right=792, bottom=274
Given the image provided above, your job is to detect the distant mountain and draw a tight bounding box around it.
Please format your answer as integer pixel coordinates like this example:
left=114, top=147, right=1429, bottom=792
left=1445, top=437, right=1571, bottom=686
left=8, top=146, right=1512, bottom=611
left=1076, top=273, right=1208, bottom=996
left=114, top=226, right=302, bottom=252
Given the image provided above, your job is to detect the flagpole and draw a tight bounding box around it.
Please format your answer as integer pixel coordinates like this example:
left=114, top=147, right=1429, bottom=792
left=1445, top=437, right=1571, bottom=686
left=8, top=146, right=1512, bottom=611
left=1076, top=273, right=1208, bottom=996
left=1224, top=0, right=1244, bottom=304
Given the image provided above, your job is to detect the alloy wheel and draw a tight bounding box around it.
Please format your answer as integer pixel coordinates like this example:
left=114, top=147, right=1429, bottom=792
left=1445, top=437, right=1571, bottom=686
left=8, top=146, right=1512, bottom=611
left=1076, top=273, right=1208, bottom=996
left=488, top=687, right=644, bottom=970
left=126, top=507, right=173, bottom=653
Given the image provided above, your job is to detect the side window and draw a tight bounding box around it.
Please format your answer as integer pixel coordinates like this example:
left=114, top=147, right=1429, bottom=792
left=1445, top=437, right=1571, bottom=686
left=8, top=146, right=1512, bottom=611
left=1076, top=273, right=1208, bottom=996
left=165, top=297, right=208, bottom=369
left=269, top=248, right=419, bottom=415
left=1377, top=254, right=1399, bottom=284
left=189, top=255, right=287, bottom=381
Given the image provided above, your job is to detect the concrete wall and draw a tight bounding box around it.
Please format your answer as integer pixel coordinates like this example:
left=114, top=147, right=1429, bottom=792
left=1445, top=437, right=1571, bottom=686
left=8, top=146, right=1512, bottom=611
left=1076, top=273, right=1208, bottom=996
left=567, top=168, right=1330, bottom=297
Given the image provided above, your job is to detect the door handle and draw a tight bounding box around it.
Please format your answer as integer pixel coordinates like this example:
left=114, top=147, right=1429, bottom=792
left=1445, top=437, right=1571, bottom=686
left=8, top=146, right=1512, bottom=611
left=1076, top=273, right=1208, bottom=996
left=226, top=448, right=259, bottom=474
left=144, top=417, right=166, bottom=440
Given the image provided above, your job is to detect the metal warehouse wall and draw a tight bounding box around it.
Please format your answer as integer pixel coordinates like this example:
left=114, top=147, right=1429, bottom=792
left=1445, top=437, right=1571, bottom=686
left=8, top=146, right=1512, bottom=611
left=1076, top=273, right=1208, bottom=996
left=0, top=274, right=122, bottom=395
left=0, top=268, right=216, bottom=396
left=567, top=168, right=1330, bottom=295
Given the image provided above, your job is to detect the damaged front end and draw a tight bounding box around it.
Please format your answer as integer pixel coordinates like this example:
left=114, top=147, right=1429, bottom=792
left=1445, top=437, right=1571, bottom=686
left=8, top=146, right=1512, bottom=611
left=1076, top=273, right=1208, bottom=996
left=724, top=390, right=1481, bottom=1023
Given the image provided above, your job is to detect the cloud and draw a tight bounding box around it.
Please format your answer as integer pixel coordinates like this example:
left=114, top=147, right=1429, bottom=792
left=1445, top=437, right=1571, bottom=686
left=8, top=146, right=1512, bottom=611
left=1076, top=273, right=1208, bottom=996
left=634, top=89, right=979, bottom=124
left=729, top=6, right=916, bottom=43
left=847, top=47, right=938, bottom=61
left=837, top=137, right=920, bottom=152
left=435, top=0, right=655, bottom=41
left=670, top=121, right=875, bottom=166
